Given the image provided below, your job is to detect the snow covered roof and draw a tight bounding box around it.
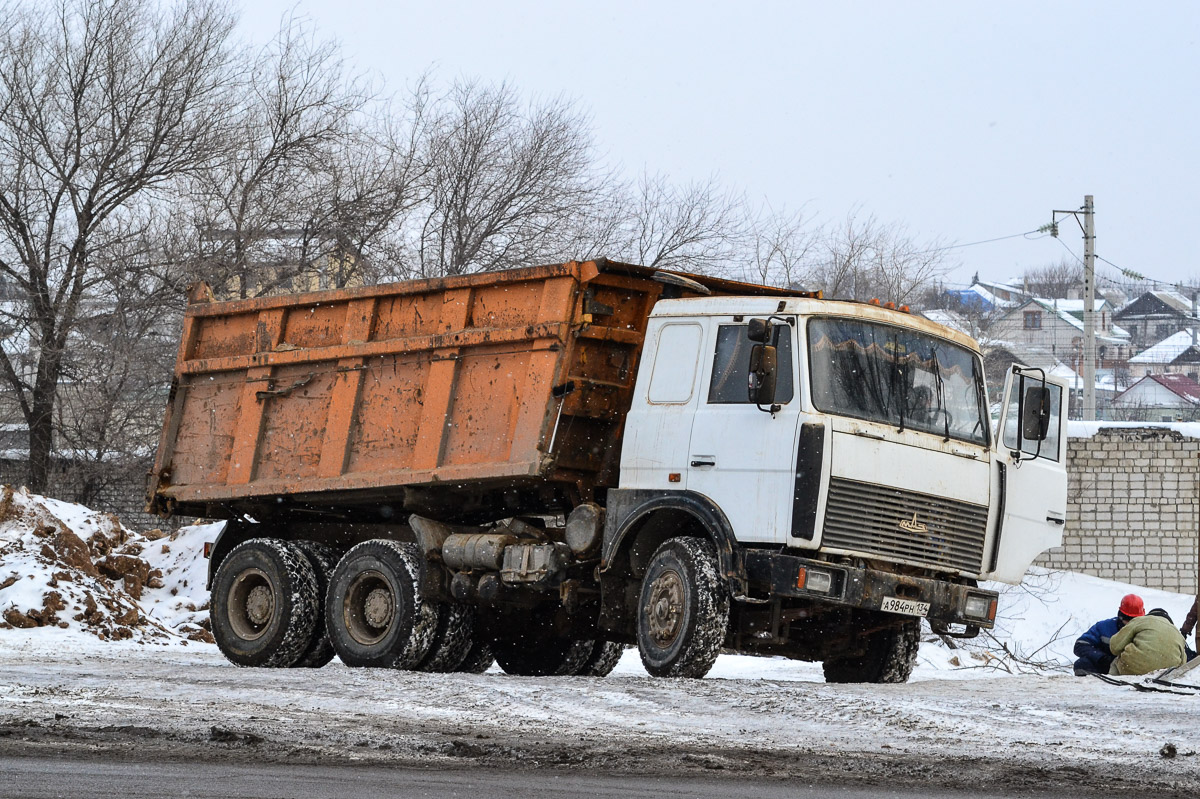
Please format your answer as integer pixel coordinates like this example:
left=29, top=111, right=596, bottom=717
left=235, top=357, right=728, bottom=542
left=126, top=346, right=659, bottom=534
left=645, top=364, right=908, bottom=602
left=1128, top=329, right=1200, bottom=363
left=1149, top=289, right=1195, bottom=315
left=1113, top=373, right=1200, bottom=406
left=920, top=308, right=975, bottom=336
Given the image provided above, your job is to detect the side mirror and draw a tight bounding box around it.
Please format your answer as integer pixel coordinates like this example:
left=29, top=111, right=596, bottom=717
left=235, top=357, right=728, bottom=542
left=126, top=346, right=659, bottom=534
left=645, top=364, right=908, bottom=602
left=1021, top=385, right=1051, bottom=441
left=748, top=344, right=778, bottom=406
left=747, top=318, right=772, bottom=343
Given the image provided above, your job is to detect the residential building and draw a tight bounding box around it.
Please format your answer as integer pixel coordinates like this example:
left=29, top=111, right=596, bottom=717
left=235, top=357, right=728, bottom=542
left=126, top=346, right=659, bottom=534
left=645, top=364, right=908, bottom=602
left=1127, top=329, right=1200, bottom=379
left=1112, top=290, right=1197, bottom=352
left=988, top=297, right=1130, bottom=370
left=1110, top=373, right=1200, bottom=421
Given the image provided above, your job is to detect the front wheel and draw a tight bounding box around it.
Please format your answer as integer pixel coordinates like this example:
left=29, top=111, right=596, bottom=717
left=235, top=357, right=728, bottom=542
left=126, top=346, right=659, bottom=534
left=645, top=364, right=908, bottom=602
left=636, top=537, right=730, bottom=678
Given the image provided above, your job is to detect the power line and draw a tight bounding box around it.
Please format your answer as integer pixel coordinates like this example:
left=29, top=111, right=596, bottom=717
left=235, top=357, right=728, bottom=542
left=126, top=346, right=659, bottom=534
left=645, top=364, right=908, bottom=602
left=919, top=228, right=1047, bottom=255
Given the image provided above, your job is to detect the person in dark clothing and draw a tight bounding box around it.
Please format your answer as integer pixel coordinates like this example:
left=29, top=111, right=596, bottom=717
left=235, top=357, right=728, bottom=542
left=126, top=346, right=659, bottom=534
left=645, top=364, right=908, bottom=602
left=1073, top=593, right=1144, bottom=676
left=1180, top=597, right=1198, bottom=661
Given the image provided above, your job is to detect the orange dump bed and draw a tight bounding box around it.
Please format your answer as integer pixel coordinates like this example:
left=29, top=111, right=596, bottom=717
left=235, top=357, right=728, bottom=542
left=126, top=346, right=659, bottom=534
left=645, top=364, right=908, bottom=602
left=148, top=260, right=789, bottom=522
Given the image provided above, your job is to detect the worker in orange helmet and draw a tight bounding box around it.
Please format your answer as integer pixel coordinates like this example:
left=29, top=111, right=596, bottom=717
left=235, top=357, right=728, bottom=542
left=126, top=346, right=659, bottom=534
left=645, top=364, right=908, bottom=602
left=1072, top=594, right=1144, bottom=676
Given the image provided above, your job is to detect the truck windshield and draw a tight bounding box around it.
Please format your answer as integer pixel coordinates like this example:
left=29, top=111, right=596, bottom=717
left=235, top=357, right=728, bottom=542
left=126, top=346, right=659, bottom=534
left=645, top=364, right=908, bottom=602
left=808, top=318, right=989, bottom=446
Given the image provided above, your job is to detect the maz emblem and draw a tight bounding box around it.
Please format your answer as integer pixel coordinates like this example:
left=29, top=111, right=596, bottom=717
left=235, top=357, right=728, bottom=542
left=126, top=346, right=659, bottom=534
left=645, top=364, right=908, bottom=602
left=898, top=513, right=928, bottom=534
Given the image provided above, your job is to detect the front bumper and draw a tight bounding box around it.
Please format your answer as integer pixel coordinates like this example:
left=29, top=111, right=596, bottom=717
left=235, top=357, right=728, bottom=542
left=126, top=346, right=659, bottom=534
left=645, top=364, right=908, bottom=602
left=744, top=549, right=996, bottom=632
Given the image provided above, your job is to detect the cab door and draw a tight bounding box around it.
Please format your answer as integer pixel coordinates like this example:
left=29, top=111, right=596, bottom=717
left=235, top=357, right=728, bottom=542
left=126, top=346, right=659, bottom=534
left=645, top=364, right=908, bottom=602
left=988, top=365, right=1070, bottom=582
left=686, top=319, right=800, bottom=544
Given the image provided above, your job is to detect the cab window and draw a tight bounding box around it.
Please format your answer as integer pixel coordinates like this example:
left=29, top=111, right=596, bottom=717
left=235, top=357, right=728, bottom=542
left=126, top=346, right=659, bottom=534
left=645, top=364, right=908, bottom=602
left=708, top=324, right=794, bottom=404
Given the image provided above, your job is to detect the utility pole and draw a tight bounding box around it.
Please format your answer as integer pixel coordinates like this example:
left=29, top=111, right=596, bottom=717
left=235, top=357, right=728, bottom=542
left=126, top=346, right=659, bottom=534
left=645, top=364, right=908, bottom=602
left=1083, top=196, right=1096, bottom=420
left=1051, top=196, right=1097, bottom=420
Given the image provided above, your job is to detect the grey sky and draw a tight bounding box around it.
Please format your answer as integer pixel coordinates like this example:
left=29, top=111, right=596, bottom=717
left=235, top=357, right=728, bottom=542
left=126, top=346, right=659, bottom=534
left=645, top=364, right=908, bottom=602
left=239, top=1, right=1200, bottom=291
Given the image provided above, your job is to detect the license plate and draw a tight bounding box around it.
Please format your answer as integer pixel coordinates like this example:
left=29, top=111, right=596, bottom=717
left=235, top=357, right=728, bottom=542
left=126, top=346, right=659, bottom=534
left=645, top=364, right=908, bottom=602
left=881, top=597, right=930, bottom=617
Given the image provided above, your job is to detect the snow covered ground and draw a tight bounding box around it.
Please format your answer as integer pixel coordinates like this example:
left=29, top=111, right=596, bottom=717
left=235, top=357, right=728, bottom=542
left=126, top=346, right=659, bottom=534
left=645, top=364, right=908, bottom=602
left=2, top=488, right=1198, bottom=794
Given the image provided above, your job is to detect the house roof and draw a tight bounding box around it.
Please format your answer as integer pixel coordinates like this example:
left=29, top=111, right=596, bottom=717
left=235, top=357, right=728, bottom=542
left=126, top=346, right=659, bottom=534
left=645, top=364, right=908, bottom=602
left=1128, top=329, right=1200, bottom=363
left=1114, top=373, right=1200, bottom=406
left=1114, top=290, right=1197, bottom=320
left=920, top=308, right=974, bottom=335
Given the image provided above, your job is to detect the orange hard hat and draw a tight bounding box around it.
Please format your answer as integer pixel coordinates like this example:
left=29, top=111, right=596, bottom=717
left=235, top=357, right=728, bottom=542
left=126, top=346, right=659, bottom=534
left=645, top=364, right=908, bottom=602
left=1119, top=594, right=1145, bottom=618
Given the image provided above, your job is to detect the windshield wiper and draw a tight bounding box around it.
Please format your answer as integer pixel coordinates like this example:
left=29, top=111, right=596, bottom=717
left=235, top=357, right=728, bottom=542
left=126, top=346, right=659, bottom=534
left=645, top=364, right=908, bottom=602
left=930, top=346, right=950, bottom=442
left=892, top=336, right=906, bottom=433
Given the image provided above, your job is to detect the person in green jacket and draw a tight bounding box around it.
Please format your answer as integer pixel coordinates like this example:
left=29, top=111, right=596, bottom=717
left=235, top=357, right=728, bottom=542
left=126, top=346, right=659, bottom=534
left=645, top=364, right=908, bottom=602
left=1108, top=608, right=1187, bottom=676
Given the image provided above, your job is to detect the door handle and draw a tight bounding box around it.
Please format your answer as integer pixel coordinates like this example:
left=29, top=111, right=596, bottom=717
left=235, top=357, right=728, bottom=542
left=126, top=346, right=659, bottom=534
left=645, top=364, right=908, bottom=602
left=690, top=460, right=716, bottom=467
left=1047, top=515, right=1066, bottom=525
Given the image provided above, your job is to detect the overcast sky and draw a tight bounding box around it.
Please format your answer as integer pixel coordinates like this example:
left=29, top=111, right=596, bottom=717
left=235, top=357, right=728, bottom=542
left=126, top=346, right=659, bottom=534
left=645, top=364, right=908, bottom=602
left=238, top=1, right=1200, bottom=291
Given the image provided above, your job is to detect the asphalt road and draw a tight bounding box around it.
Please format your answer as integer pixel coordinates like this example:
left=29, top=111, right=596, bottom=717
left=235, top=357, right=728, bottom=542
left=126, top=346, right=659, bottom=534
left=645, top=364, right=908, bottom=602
left=0, top=755, right=1073, bottom=799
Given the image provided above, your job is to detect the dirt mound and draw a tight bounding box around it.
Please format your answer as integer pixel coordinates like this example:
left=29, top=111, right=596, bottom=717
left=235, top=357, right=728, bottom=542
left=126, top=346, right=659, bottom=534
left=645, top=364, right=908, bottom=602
left=0, top=486, right=217, bottom=647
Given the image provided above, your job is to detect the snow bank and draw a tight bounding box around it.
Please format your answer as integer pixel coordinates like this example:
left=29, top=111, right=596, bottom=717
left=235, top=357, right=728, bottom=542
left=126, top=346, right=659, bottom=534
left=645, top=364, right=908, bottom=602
left=0, top=486, right=218, bottom=649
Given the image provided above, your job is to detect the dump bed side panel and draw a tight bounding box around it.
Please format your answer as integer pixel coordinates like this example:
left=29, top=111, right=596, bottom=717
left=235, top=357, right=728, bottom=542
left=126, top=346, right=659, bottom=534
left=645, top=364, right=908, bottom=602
left=152, top=266, right=586, bottom=515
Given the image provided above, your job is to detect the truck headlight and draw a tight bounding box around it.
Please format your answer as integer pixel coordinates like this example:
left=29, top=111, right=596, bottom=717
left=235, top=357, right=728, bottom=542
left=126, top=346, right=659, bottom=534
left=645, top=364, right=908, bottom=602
left=964, top=593, right=996, bottom=621
left=802, top=568, right=834, bottom=594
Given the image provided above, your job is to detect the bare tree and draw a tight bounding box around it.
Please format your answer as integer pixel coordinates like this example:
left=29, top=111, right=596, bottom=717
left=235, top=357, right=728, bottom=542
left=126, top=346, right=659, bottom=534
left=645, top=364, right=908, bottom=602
left=412, top=80, right=602, bottom=277
left=610, top=171, right=746, bottom=275
left=54, top=216, right=181, bottom=505
left=0, top=0, right=237, bottom=492
left=807, top=210, right=953, bottom=304
left=743, top=204, right=818, bottom=288
left=187, top=15, right=375, bottom=298
left=1023, top=259, right=1083, bottom=299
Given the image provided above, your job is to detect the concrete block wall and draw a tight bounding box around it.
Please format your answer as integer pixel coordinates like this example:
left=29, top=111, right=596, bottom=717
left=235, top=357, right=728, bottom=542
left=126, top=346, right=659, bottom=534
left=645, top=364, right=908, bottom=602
left=1036, top=426, right=1200, bottom=594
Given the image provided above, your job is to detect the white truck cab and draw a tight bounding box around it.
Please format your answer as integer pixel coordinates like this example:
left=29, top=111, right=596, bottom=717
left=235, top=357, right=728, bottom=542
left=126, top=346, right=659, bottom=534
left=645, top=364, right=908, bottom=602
left=607, top=296, right=1068, bottom=674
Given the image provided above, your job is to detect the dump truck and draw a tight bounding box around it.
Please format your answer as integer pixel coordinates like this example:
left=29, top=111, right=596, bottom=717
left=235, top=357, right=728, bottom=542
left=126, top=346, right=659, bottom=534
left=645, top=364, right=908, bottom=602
left=149, top=259, right=1069, bottom=681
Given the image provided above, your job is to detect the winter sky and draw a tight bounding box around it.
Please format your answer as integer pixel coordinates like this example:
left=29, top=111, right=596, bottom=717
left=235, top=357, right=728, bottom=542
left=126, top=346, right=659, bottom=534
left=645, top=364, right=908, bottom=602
left=237, top=1, right=1200, bottom=291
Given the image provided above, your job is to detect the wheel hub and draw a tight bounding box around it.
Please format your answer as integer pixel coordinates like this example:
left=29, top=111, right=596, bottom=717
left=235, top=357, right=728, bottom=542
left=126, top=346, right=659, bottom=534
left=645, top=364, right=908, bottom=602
left=344, top=570, right=395, bottom=645
left=245, top=585, right=274, bottom=626
left=227, top=568, right=275, bottom=641
left=646, top=569, right=685, bottom=647
left=364, top=587, right=394, bottom=628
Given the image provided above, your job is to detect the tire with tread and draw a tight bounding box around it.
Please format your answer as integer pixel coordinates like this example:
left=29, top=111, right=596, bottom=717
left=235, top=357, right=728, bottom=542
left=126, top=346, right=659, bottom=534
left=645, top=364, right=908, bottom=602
left=210, top=538, right=320, bottom=668
left=454, top=637, right=495, bottom=674
left=577, top=640, right=624, bottom=677
left=325, top=540, right=437, bottom=669
left=290, top=540, right=338, bottom=669
left=822, top=619, right=920, bottom=684
left=416, top=602, right=477, bottom=672
left=636, top=536, right=730, bottom=679
left=489, top=608, right=595, bottom=677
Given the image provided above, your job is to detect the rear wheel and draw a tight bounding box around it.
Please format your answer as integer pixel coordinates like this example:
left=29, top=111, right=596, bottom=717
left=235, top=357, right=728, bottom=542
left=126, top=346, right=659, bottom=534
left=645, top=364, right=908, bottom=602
left=290, top=540, right=338, bottom=669
left=822, top=619, right=920, bottom=684
left=577, top=640, right=624, bottom=677
left=416, top=602, right=477, bottom=672
left=454, top=637, right=495, bottom=674
left=325, top=540, right=437, bottom=669
left=489, top=608, right=595, bottom=677
left=636, top=537, right=729, bottom=678
left=210, top=538, right=320, bottom=668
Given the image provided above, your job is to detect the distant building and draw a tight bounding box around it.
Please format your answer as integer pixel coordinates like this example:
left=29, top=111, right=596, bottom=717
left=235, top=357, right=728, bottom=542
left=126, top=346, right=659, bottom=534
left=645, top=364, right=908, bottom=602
left=1113, top=289, right=1198, bottom=352
left=988, top=297, right=1130, bottom=369
left=1127, top=328, right=1200, bottom=379
left=1110, top=373, right=1200, bottom=421
left=970, top=279, right=1028, bottom=307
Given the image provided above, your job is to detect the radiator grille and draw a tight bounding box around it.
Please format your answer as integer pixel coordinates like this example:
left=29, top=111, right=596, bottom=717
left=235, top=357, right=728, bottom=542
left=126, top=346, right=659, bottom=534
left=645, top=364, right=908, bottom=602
left=821, top=477, right=989, bottom=574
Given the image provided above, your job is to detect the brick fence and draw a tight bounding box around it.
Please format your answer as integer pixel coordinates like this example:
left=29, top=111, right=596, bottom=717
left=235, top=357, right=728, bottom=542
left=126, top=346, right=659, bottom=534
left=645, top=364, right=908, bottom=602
left=1036, top=425, right=1200, bottom=594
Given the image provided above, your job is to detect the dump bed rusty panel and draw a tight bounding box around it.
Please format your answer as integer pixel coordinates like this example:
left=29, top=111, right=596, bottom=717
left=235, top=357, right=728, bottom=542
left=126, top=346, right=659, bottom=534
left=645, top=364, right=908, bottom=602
left=149, top=260, right=790, bottom=522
